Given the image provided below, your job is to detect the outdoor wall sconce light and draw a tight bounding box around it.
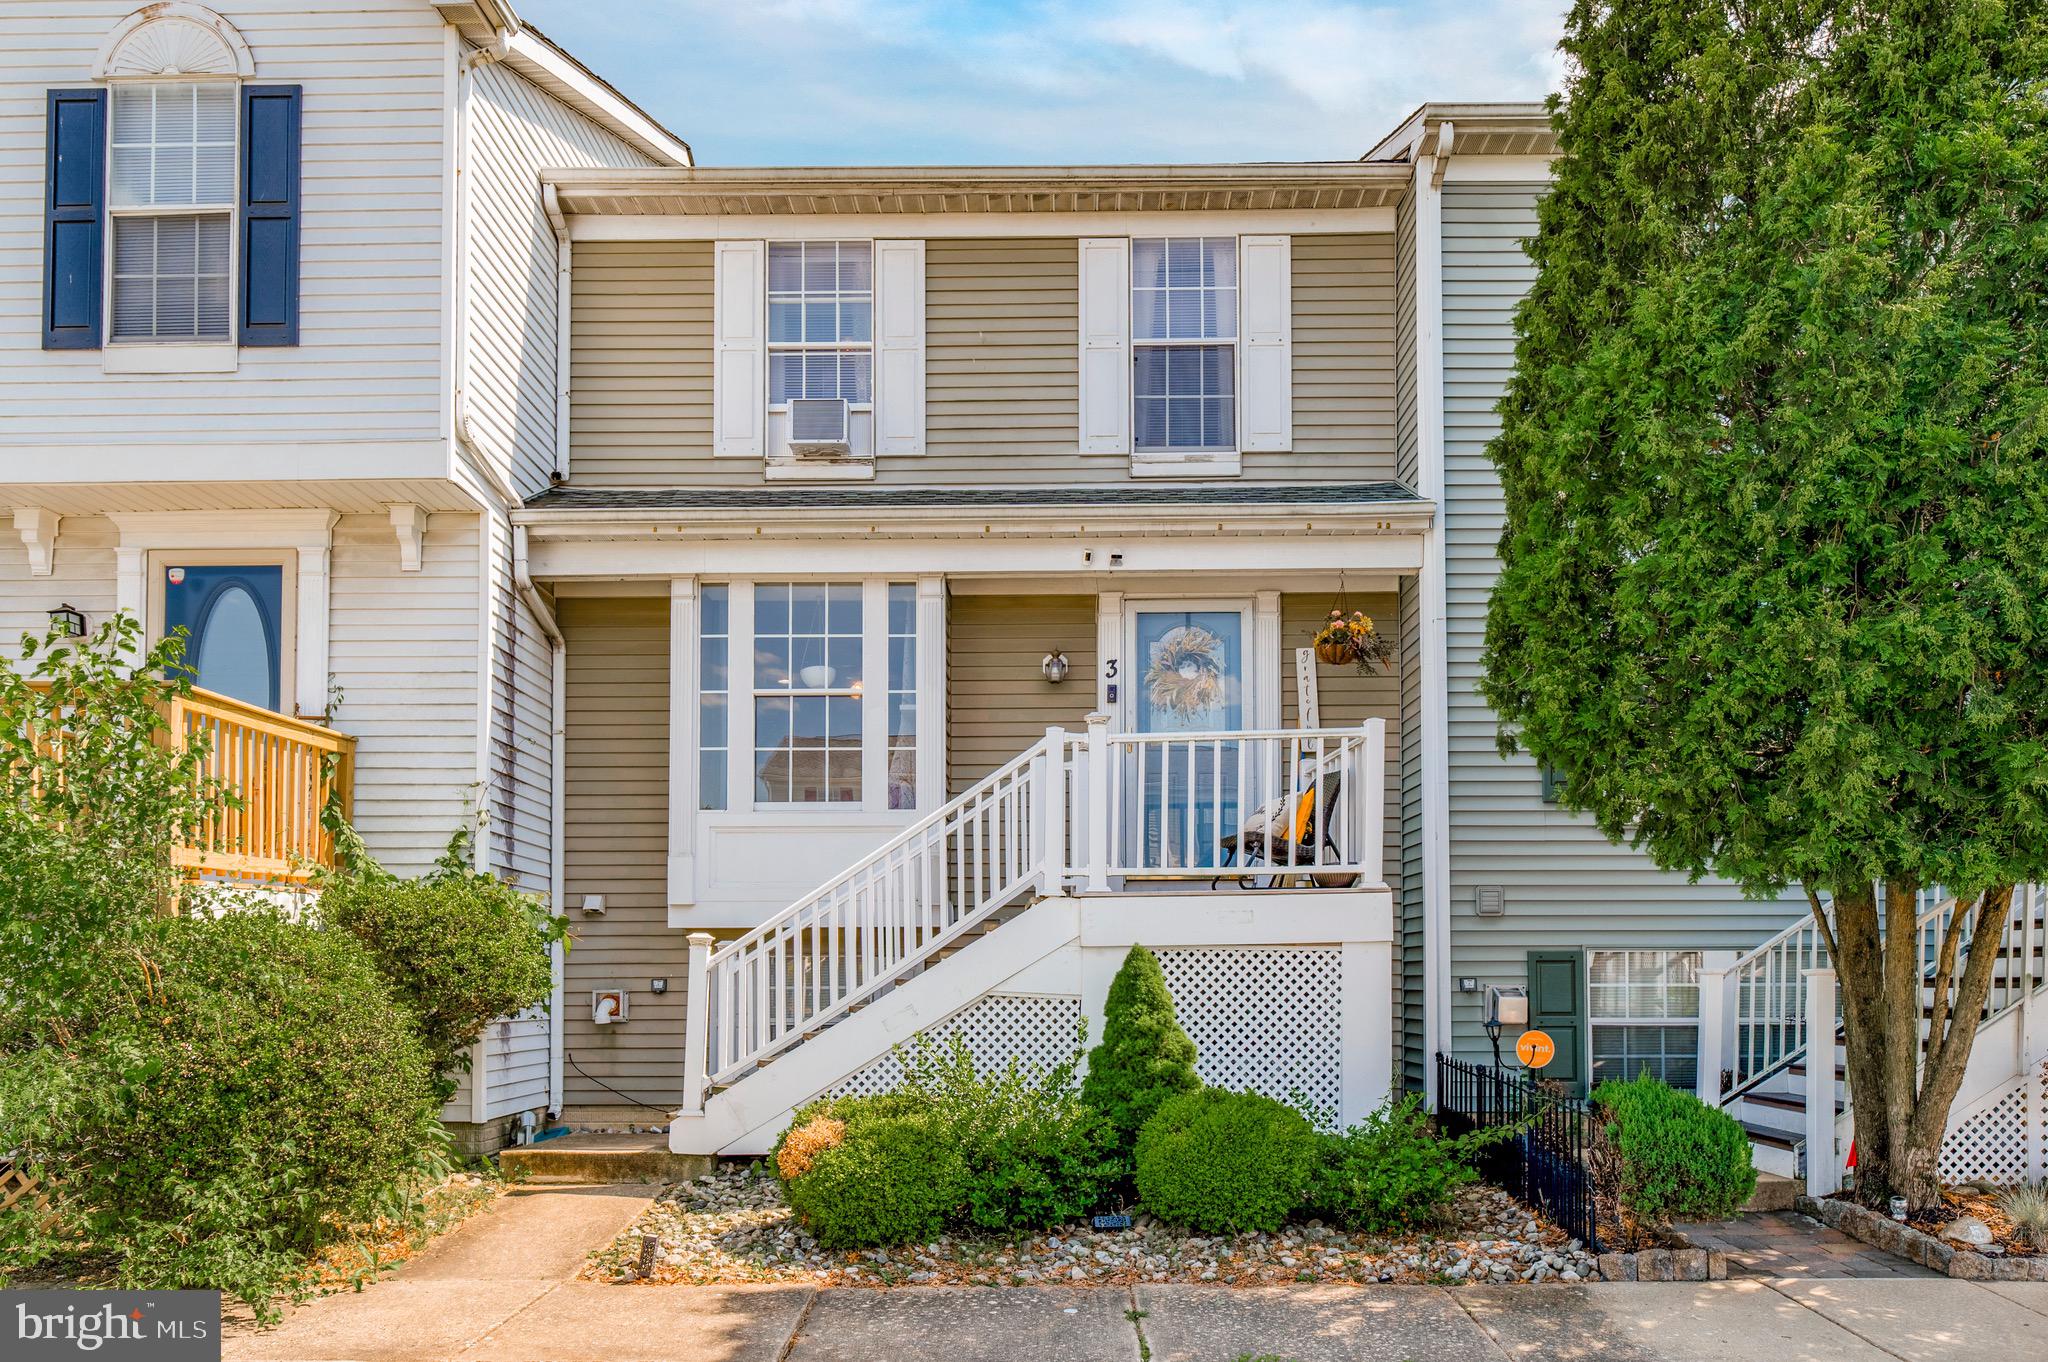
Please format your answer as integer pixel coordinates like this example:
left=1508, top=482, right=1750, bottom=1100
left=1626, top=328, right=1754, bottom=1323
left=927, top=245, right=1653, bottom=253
left=47, top=603, right=85, bottom=638
left=1484, top=985, right=1529, bottom=1067
left=1041, top=650, right=1070, bottom=684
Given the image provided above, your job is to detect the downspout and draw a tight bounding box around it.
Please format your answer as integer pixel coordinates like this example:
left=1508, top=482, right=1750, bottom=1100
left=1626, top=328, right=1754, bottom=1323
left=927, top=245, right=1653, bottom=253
left=545, top=184, right=572, bottom=483
left=516, top=524, right=567, bottom=1114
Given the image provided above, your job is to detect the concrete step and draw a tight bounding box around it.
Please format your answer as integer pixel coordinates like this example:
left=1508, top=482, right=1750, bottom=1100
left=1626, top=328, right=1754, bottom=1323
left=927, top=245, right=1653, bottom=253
left=1742, top=1172, right=1801, bottom=1213
left=500, top=1133, right=714, bottom=1186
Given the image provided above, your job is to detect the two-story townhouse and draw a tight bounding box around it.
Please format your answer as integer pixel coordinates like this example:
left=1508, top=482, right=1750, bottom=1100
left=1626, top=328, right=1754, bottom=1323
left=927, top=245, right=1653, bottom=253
left=0, top=0, right=690, bottom=1150
left=512, top=116, right=1973, bottom=1172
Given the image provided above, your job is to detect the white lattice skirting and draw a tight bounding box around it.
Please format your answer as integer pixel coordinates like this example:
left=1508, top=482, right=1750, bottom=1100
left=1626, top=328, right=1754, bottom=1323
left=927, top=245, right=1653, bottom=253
left=1939, top=1065, right=2047, bottom=1184
left=827, top=993, right=1085, bottom=1098
left=1157, top=946, right=1344, bottom=1124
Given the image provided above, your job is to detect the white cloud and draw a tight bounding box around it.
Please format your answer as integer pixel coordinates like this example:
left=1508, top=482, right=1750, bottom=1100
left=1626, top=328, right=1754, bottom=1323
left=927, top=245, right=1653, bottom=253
left=522, top=0, right=1566, bottom=164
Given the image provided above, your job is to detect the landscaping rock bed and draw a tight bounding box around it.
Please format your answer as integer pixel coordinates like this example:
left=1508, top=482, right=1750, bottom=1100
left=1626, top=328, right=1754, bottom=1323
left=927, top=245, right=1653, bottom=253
left=1797, top=1194, right=2048, bottom=1281
left=585, top=1166, right=1598, bottom=1287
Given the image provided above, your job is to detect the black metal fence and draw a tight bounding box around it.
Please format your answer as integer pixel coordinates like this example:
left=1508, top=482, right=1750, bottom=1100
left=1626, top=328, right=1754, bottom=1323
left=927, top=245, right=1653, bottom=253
left=1436, top=1053, right=1600, bottom=1251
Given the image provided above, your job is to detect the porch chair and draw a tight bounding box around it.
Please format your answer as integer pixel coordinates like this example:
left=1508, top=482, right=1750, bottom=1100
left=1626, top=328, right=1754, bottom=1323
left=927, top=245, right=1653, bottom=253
left=1212, top=769, right=1352, bottom=889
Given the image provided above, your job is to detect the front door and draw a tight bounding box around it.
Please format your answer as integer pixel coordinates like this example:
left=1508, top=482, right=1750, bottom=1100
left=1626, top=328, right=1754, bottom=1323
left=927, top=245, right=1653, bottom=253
left=1127, top=606, right=1248, bottom=871
left=161, top=563, right=286, bottom=711
left=1526, top=949, right=1588, bottom=1095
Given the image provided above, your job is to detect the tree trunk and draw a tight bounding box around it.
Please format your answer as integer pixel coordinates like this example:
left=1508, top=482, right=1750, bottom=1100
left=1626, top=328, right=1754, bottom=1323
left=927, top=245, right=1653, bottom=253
left=1827, top=877, right=2014, bottom=1209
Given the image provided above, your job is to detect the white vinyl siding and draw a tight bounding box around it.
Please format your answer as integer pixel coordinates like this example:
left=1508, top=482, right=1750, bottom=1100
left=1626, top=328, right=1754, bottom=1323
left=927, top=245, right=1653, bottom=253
left=0, top=0, right=450, bottom=462
left=0, top=514, right=119, bottom=654
left=462, top=59, right=656, bottom=498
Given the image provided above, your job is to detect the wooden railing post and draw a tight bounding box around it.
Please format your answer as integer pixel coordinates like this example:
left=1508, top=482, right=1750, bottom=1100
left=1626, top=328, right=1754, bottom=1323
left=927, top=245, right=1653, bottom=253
left=1803, top=967, right=1840, bottom=1195
left=1362, top=717, right=1385, bottom=886
left=1084, top=713, right=1111, bottom=893
left=681, top=931, right=715, bottom=1115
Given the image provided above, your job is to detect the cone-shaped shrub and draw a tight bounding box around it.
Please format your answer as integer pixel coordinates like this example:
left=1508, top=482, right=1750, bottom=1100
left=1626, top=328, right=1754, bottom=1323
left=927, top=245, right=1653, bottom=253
left=1080, top=944, right=1199, bottom=1144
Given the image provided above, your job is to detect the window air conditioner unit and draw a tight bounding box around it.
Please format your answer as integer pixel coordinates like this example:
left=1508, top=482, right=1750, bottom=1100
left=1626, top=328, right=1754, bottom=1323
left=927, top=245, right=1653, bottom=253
left=788, top=397, right=851, bottom=457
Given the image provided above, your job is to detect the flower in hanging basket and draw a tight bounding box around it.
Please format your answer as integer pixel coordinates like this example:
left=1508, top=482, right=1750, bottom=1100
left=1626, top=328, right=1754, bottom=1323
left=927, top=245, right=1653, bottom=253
left=1311, top=609, right=1394, bottom=673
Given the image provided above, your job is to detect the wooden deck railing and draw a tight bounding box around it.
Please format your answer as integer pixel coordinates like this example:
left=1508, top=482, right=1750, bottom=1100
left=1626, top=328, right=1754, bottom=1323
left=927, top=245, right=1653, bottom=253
left=169, top=689, right=355, bottom=884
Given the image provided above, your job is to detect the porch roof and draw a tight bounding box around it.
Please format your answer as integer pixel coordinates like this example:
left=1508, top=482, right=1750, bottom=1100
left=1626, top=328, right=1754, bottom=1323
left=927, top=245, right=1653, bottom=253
left=522, top=481, right=1421, bottom=513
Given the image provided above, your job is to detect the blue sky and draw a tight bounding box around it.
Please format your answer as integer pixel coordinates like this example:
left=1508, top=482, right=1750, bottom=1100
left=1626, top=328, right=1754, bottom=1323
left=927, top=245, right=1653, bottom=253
left=521, top=1, right=1568, bottom=165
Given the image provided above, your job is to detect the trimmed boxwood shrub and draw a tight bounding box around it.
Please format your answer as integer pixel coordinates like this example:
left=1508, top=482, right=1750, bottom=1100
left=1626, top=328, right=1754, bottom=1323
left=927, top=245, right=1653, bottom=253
left=1135, top=1088, right=1317, bottom=1233
left=781, top=1114, right=965, bottom=1249
left=1592, top=1073, right=1757, bottom=1223
left=0, top=910, right=438, bottom=1310
left=1079, top=944, right=1199, bottom=1146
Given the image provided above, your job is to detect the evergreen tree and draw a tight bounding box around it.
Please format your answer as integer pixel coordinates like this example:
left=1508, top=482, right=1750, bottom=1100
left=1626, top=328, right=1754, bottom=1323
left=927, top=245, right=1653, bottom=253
left=1081, top=945, right=1200, bottom=1144
left=1484, top=0, right=2048, bottom=1207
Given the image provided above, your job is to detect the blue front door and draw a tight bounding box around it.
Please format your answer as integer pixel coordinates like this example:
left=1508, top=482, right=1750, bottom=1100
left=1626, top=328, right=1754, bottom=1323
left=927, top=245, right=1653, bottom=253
left=162, top=564, right=284, bottom=711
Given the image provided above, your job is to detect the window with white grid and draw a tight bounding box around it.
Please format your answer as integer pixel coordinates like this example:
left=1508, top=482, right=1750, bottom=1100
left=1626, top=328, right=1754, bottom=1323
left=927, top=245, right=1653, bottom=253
left=886, top=583, right=917, bottom=810
left=768, top=241, right=872, bottom=406
left=1132, top=237, right=1236, bottom=452
left=1589, top=949, right=1701, bottom=1090
left=753, top=583, right=863, bottom=805
left=109, top=81, right=236, bottom=342
left=699, top=584, right=729, bottom=811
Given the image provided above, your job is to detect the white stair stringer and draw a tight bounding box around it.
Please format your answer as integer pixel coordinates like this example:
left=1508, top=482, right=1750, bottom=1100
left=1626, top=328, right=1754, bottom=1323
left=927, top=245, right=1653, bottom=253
left=671, top=895, right=1084, bottom=1156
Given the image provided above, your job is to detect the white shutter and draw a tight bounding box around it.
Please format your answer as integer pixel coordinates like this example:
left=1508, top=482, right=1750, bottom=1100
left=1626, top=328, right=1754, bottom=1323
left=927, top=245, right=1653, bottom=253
left=713, top=239, right=766, bottom=458
left=872, top=239, right=925, bottom=456
left=1077, top=236, right=1130, bottom=455
left=1239, top=234, right=1292, bottom=452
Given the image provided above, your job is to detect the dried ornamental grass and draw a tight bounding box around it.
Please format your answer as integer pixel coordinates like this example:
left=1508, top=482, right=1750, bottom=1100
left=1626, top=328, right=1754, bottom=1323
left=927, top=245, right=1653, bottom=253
left=775, top=1116, right=846, bottom=1182
left=1997, top=1184, right=2048, bottom=1250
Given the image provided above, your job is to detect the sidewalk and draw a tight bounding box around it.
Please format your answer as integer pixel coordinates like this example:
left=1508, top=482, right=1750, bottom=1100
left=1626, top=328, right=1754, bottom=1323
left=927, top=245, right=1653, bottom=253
left=224, top=1189, right=2048, bottom=1362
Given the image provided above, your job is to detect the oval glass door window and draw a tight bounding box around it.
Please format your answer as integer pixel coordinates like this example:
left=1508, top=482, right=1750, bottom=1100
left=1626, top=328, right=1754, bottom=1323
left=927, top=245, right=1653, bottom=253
left=163, top=564, right=283, bottom=711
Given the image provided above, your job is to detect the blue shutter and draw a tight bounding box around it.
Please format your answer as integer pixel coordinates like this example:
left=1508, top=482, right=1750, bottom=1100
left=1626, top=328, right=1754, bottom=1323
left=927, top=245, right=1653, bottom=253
left=239, top=84, right=301, bottom=346
left=43, top=88, right=105, bottom=350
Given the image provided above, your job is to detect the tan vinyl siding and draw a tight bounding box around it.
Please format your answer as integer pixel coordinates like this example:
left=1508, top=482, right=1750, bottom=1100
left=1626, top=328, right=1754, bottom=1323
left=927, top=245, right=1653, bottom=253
left=560, top=596, right=684, bottom=1105
left=1279, top=592, right=1402, bottom=900
left=924, top=238, right=1082, bottom=477
left=1247, top=233, right=1396, bottom=482
left=947, top=594, right=1097, bottom=795
left=569, top=241, right=714, bottom=484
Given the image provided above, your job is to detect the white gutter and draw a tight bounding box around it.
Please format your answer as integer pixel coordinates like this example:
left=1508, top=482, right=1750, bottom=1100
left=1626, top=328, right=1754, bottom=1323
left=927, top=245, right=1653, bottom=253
left=545, top=184, right=571, bottom=484
left=512, top=525, right=563, bottom=646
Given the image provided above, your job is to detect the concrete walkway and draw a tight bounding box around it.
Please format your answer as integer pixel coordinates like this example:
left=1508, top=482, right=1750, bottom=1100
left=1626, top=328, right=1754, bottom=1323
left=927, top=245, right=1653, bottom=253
left=1676, top=1211, right=1942, bottom=1280
left=225, top=1189, right=2048, bottom=1362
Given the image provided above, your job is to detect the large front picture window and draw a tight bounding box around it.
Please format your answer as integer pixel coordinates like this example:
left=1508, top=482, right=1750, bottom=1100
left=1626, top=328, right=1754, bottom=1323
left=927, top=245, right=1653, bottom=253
left=1132, top=237, right=1236, bottom=453
left=752, top=582, right=864, bottom=804
left=110, top=81, right=235, bottom=342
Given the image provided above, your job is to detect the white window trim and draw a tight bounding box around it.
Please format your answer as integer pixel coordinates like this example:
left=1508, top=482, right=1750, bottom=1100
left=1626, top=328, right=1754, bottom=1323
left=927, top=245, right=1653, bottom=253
left=101, top=75, right=242, bottom=368
left=109, top=509, right=336, bottom=720
left=764, top=238, right=875, bottom=417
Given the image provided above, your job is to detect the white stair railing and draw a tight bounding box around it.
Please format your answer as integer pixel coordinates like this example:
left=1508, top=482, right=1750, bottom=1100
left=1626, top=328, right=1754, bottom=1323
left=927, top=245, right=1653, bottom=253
left=692, top=736, right=1054, bottom=1095
left=1712, top=883, right=2048, bottom=1106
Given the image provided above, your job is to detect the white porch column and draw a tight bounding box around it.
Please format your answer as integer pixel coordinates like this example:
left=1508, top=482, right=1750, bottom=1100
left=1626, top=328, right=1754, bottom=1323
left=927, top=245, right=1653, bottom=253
left=1095, top=591, right=1123, bottom=727
left=668, top=577, right=699, bottom=908
left=1697, top=950, right=1737, bottom=1104
left=1084, top=712, right=1111, bottom=893
left=1253, top=589, right=1282, bottom=728
left=1413, top=149, right=1454, bottom=1102
left=115, top=546, right=146, bottom=626
left=1803, top=967, right=1840, bottom=1195
left=295, top=542, right=331, bottom=719
left=1341, top=938, right=1395, bottom=1125
left=916, top=576, right=946, bottom=811
left=681, top=931, right=715, bottom=1114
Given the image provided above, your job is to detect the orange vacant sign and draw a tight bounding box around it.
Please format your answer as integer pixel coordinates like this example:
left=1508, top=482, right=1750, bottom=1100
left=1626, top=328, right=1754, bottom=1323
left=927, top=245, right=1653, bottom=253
left=1515, top=1029, right=1557, bottom=1069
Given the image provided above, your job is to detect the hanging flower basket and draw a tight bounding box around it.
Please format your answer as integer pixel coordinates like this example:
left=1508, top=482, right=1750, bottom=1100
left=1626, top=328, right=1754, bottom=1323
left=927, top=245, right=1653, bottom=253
left=1311, top=609, right=1395, bottom=674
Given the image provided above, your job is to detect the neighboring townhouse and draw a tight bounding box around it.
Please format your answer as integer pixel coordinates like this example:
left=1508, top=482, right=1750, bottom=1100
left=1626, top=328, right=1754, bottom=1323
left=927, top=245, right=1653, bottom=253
left=8, top=9, right=2040, bottom=1181
left=0, top=0, right=691, bottom=1148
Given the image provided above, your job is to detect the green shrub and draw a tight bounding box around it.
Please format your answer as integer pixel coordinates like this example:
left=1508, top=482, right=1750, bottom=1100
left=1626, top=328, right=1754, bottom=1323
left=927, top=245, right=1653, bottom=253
left=1592, top=1073, right=1757, bottom=1224
left=896, top=1034, right=1120, bottom=1233
left=1305, top=1094, right=1499, bottom=1231
left=0, top=910, right=439, bottom=1313
left=1080, top=945, right=1200, bottom=1146
left=781, top=1114, right=965, bottom=1249
left=1135, top=1088, right=1317, bottom=1233
left=768, top=1091, right=925, bottom=1178
left=321, top=835, right=559, bottom=1100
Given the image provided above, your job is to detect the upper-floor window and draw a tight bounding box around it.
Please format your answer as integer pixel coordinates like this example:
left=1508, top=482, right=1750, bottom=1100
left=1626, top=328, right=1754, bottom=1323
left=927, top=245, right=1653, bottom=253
left=109, top=81, right=236, bottom=342
left=42, top=7, right=300, bottom=353
left=767, top=240, right=873, bottom=407
left=1132, top=237, right=1237, bottom=453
